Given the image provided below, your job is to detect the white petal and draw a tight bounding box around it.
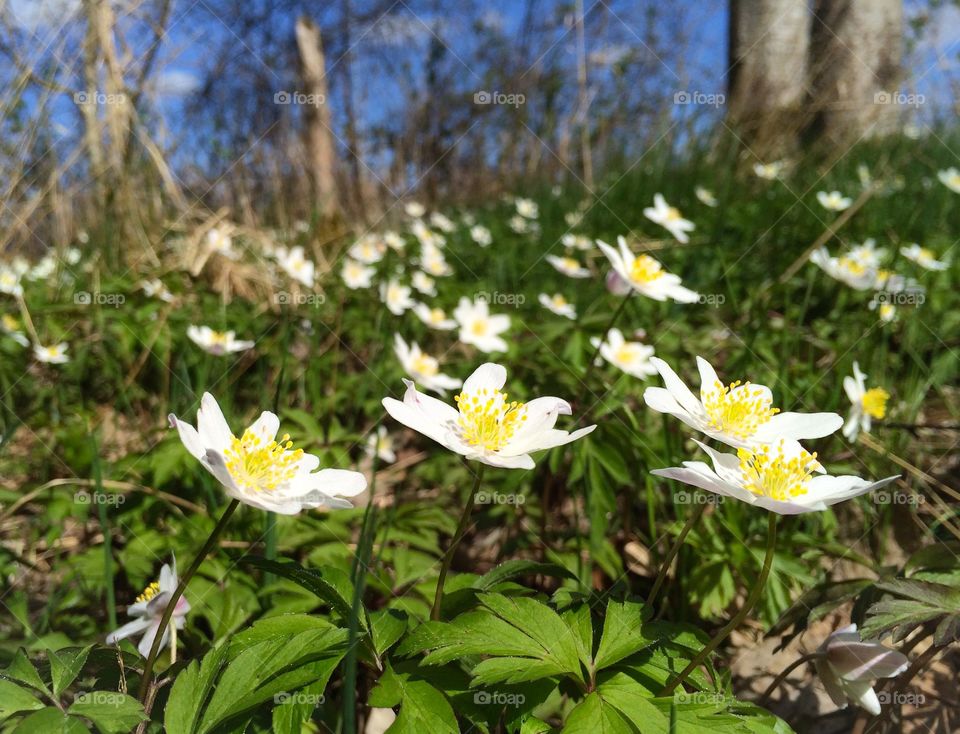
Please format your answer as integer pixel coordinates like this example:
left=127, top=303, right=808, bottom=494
left=827, top=641, right=909, bottom=681
left=463, top=363, right=507, bottom=394
left=754, top=412, right=844, bottom=442
left=137, top=621, right=166, bottom=657
left=169, top=415, right=206, bottom=461
left=106, top=618, right=152, bottom=644
left=247, top=411, right=280, bottom=442
left=197, top=393, right=234, bottom=452
left=650, top=357, right=702, bottom=417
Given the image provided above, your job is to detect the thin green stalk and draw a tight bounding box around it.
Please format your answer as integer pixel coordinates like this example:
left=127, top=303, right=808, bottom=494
left=646, top=501, right=707, bottom=608
left=343, top=433, right=380, bottom=734
left=91, top=433, right=116, bottom=630
left=758, top=652, right=822, bottom=704
left=660, top=513, right=778, bottom=695
left=138, top=498, right=240, bottom=703
left=583, top=292, right=632, bottom=381
left=431, top=466, right=485, bottom=621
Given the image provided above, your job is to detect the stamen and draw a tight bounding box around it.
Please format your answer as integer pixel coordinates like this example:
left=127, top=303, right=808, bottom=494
left=454, top=388, right=527, bottom=452
left=223, top=428, right=304, bottom=492
left=702, top=379, right=779, bottom=440
left=736, top=442, right=817, bottom=501
left=861, top=387, right=889, bottom=419
left=136, top=581, right=161, bottom=604
left=629, top=254, right=665, bottom=284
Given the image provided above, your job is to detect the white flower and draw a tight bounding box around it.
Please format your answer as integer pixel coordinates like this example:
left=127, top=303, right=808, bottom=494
left=29, top=256, right=56, bottom=280
left=754, top=161, right=784, bottom=180
left=515, top=198, right=539, bottom=219
left=65, top=247, right=82, bottom=265
left=277, top=246, right=315, bottom=287
left=644, top=194, right=695, bottom=243
left=842, top=361, right=889, bottom=442
left=508, top=215, right=530, bottom=234
left=470, top=225, right=492, bottom=247
left=561, top=234, right=593, bottom=251
left=538, top=293, right=576, bottom=320
left=546, top=255, right=590, bottom=279
left=366, top=425, right=397, bottom=464
left=382, top=363, right=596, bottom=470
left=652, top=438, right=897, bottom=515
left=809, top=247, right=878, bottom=290
left=206, top=227, right=237, bottom=259
left=107, top=560, right=190, bottom=657
left=393, top=334, right=462, bottom=395
left=342, top=259, right=375, bottom=289
left=564, top=211, right=583, bottom=227
left=695, top=186, right=718, bottom=207
left=643, top=356, right=843, bottom=449
left=590, top=328, right=656, bottom=378
left=380, top=280, right=415, bottom=315
left=596, top=236, right=699, bottom=303
left=937, top=167, right=960, bottom=194
left=349, top=235, right=386, bottom=264
left=412, top=220, right=445, bottom=249
left=815, top=624, right=909, bottom=716
left=816, top=191, right=852, bottom=212
left=869, top=300, right=896, bottom=323
left=429, top=212, right=456, bottom=233
left=34, top=342, right=69, bottom=364
left=1, top=314, right=28, bottom=347
left=847, top=239, right=886, bottom=269
left=187, top=325, right=254, bottom=356
left=405, top=201, right=426, bottom=218
left=462, top=213, right=476, bottom=227
left=140, top=279, right=174, bottom=302
left=411, top=271, right=437, bottom=296
left=899, top=244, right=948, bottom=271
left=169, top=392, right=367, bottom=513
left=420, top=245, right=453, bottom=277
left=0, top=268, right=23, bottom=297
left=454, top=297, right=510, bottom=353
left=412, top=303, right=457, bottom=330
left=857, top=165, right=873, bottom=190
left=384, top=231, right=406, bottom=251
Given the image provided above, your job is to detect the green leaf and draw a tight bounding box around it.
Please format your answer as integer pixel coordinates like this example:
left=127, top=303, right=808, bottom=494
left=562, top=691, right=634, bottom=733
left=68, top=692, right=147, bottom=734
left=239, top=557, right=365, bottom=631
left=594, top=600, right=653, bottom=670
left=10, top=708, right=88, bottom=734
left=475, top=560, right=576, bottom=591
left=2, top=650, right=50, bottom=696
left=368, top=665, right=458, bottom=734
left=0, top=680, right=45, bottom=720
left=597, top=673, right=669, bottom=731
left=48, top=647, right=92, bottom=698
left=370, top=609, right=409, bottom=658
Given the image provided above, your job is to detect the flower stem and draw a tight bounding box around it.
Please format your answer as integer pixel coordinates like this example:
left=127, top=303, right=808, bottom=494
left=138, top=498, right=240, bottom=703
left=646, top=501, right=707, bottom=608
left=431, top=466, right=485, bottom=621
left=660, top=513, right=777, bottom=695
left=583, top=292, right=632, bottom=380
left=758, top=652, right=822, bottom=704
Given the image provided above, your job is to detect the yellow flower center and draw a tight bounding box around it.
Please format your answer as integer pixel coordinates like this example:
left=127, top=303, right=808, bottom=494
left=411, top=353, right=439, bottom=377
left=664, top=207, right=682, bottom=221
left=949, top=174, right=960, bottom=187
left=136, top=581, right=161, bottom=604
left=876, top=269, right=892, bottom=285
left=45, top=347, right=60, bottom=358
left=737, top=443, right=818, bottom=501
left=454, top=388, right=527, bottom=452
left=223, top=429, right=304, bottom=492
left=561, top=257, right=580, bottom=271
left=209, top=331, right=229, bottom=345
left=838, top=256, right=866, bottom=275
left=629, top=254, right=665, bottom=284
left=470, top=319, right=489, bottom=336
left=861, top=388, right=889, bottom=419
left=2, top=314, right=18, bottom=330
left=614, top=344, right=640, bottom=364
left=702, top=380, right=779, bottom=440
left=551, top=295, right=567, bottom=307
left=918, top=248, right=934, bottom=261
left=429, top=308, right=446, bottom=323
left=879, top=304, right=895, bottom=320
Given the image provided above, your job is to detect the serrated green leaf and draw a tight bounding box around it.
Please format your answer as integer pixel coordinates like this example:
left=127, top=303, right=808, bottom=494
left=594, top=600, right=653, bottom=670
left=10, top=708, right=88, bottom=734
left=48, top=647, right=92, bottom=697
left=67, top=692, right=146, bottom=734
left=0, top=680, right=46, bottom=720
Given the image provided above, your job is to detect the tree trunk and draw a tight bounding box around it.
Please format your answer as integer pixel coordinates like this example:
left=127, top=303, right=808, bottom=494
left=294, top=17, right=340, bottom=222
left=808, top=0, right=903, bottom=146
left=727, top=0, right=810, bottom=157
